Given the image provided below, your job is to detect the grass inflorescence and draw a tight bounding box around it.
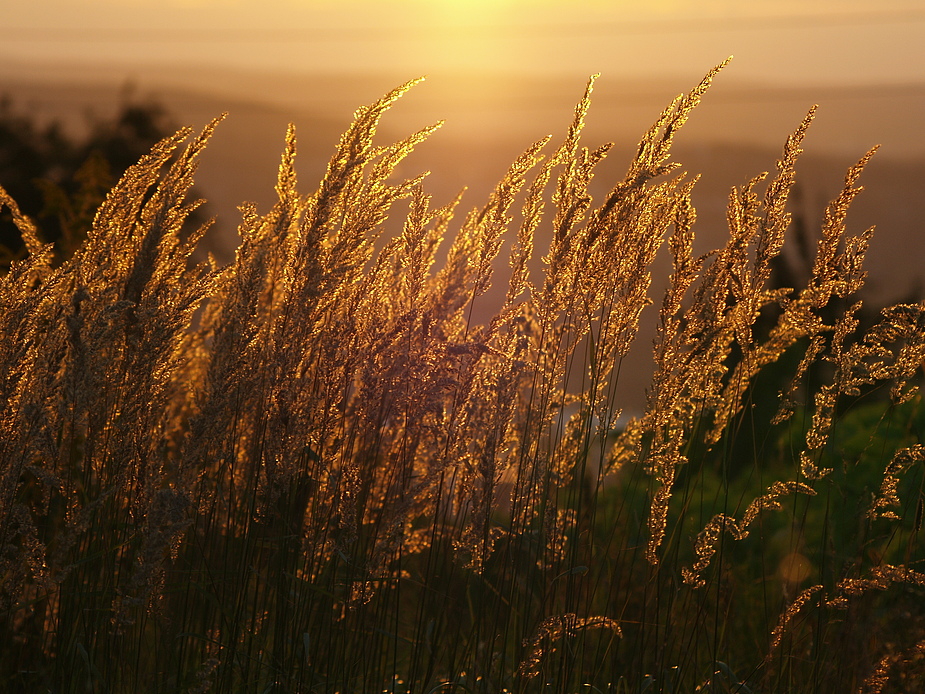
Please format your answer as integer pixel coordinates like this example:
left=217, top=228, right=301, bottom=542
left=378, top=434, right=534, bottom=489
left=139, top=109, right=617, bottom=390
left=2, top=62, right=924, bottom=693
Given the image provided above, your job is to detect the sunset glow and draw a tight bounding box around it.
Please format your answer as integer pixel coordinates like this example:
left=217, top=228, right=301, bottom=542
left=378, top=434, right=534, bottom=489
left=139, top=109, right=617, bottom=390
left=3, top=0, right=924, bottom=87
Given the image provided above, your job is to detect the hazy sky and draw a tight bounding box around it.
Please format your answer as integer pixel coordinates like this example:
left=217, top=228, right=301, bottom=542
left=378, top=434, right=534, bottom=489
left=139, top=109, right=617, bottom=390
left=5, top=0, right=925, bottom=87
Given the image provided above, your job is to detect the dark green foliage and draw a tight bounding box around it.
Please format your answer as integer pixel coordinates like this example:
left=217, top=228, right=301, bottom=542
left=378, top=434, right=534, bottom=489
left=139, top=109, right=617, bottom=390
left=0, top=94, right=182, bottom=264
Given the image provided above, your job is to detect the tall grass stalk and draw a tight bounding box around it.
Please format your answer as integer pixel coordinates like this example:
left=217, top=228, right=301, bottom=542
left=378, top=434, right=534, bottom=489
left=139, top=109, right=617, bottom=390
left=2, top=62, right=924, bottom=693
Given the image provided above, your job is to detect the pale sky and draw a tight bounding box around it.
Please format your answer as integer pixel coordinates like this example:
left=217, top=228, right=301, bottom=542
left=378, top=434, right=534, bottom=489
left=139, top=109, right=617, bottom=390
left=4, top=0, right=925, bottom=87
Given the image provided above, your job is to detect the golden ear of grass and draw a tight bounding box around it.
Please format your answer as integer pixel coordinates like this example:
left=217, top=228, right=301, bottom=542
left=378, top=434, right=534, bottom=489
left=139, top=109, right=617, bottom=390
left=682, top=481, right=816, bottom=587
left=517, top=613, right=622, bottom=679
left=628, top=56, right=732, bottom=184
left=869, top=444, right=925, bottom=520
left=0, top=184, right=45, bottom=260
left=766, top=584, right=824, bottom=660
left=860, top=641, right=925, bottom=694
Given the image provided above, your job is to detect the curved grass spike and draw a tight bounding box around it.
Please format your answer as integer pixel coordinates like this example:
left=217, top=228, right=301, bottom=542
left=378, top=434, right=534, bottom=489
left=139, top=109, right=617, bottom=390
left=369, top=119, right=445, bottom=186
left=799, top=301, right=924, bottom=481
left=711, top=141, right=879, bottom=445
left=199, top=122, right=299, bottom=379
left=81, top=126, right=192, bottom=258
left=473, top=134, right=551, bottom=301
left=548, top=73, right=601, bottom=244
left=596, top=61, right=733, bottom=566
left=270, top=78, right=436, bottom=356
left=326, top=121, right=442, bottom=283
left=505, top=138, right=558, bottom=307
left=869, top=444, right=925, bottom=521
left=124, top=115, right=225, bottom=306
left=626, top=56, right=732, bottom=186
left=811, top=145, right=879, bottom=293
left=638, top=92, right=879, bottom=569
left=242, top=83, right=447, bottom=584
left=517, top=613, right=622, bottom=679
left=860, top=641, right=925, bottom=694
left=0, top=189, right=62, bottom=530
left=302, top=77, right=425, bottom=244
left=754, top=105, right=817, bottom=288
left=275, top=123, right=298, bottom=208
left=0, top=184, right=44, bottom=259
left=57, top=118, right=222, bottom=421
left=765, top=584, right=824, bottom=661
left=283, top=79, right=436, bottom=329
left=0, top=185, right=55, bottom=296
left=681, top=480, right=816, bottom=588
left=704, top=106, right=819, bottom=443
left=542, top=74, right=604, bottom=299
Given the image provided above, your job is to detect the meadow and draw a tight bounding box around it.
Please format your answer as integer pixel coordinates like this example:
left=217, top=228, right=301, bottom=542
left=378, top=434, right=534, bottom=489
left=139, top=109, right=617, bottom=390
left=1, top=60, right=924, bottom=693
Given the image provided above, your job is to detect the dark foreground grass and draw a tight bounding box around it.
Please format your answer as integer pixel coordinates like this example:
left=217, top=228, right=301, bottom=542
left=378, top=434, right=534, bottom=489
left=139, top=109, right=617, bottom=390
left=1, top=61, right=924, bottom=693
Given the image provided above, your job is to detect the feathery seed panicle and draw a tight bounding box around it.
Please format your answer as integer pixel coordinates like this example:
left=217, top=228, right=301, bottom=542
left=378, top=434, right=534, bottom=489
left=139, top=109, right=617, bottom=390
left=826, top=565, right=925, bottom=613
left=868, top=444, right=925, bottom=520
left=517, top=613, right=622, bottom=679
left=0, top=184, right=46, bottom=262
left=682, top=480, right=816, bottom=587
left=474, top=134, right=550, bottom=302
left=0, top=191, right=64, bottom=514
left=626, top=57, right=731, bottom=186
left=859, top=641, right=925, bottom=694
left=798, top=301, right=925, bottom=479
left=600, top=60, right=737, bottom=565
left=538, top=75, right=600, bottom=319
left=182, top=128, right=300, bottom=493
left=704, top=108, right=818, bottom=441
left=766, top=584, right=823, bottom=659
left=0, top=117, right=224, bottom=665
left=0, top=189, right=57, bottom=420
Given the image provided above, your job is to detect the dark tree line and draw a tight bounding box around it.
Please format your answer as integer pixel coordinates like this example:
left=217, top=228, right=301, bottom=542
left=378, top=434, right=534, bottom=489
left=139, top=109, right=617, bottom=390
left=0, top=93, right=183, bottom=266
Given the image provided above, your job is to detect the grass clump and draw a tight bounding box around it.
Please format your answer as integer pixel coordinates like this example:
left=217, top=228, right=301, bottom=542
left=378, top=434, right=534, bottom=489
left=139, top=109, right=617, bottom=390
left=1, top=61, right=924, bottom=693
